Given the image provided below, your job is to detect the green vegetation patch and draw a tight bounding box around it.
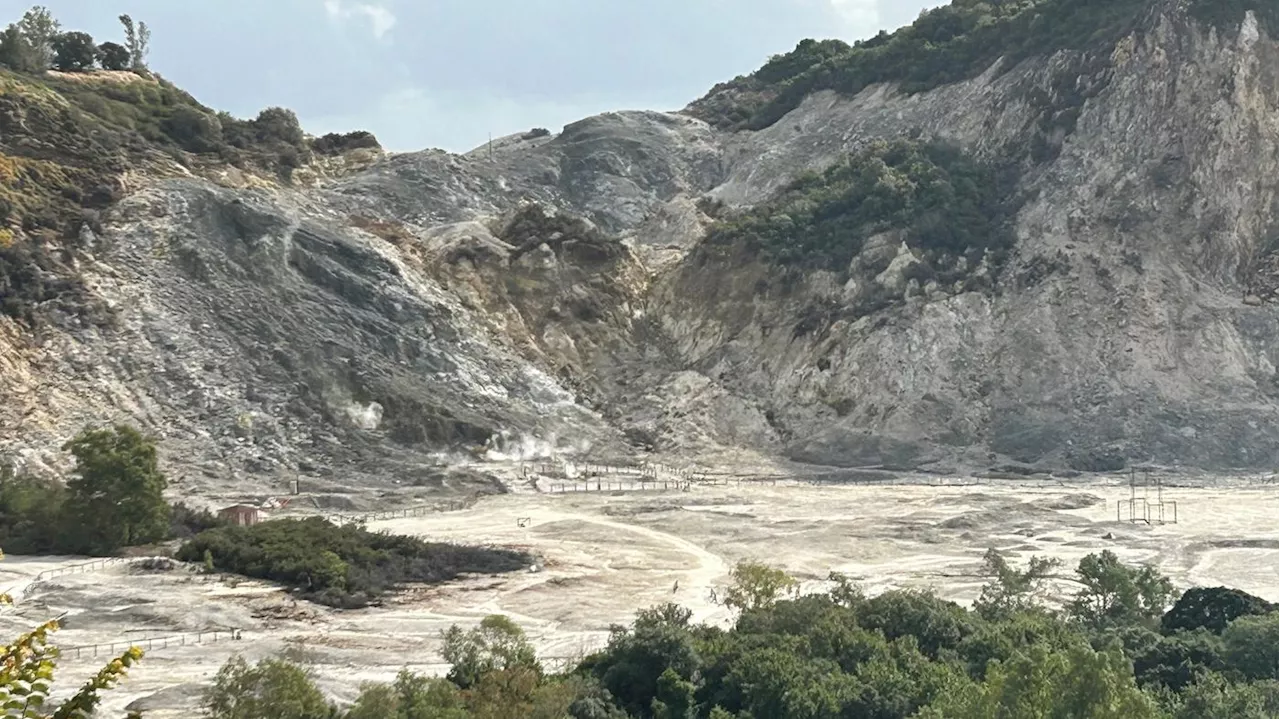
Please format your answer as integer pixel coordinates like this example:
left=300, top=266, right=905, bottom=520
left=702, top=139, right=1018, bottom=282
left=177, top=517, right=533, bottom=608
left=688, top=0, right=1148, bottom=130
left=688, top=0, right=1275, bottom=132
left=0, top=6, right=380, bottom=327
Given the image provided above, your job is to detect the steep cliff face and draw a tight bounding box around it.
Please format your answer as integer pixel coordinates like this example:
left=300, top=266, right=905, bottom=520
left=653, top=7, right=1279, bottom=471
left=0, top=1, right=1274, bottom=482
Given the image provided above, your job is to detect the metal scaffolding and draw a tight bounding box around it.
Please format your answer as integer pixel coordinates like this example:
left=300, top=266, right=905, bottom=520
left=1116, top=468, right=1178, bottom=524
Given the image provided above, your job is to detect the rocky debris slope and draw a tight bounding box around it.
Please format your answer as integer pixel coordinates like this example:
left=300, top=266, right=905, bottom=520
left=0, top=1, right=1275, bottom=484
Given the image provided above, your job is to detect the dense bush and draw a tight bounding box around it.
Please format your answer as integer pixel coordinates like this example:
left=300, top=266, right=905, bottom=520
left=96, top=40, right=128, bottom=70
left=311, top=130, right=381, bottom=155
left=50, top=30, right=96, bottom=71
left=176, top=517, right=532, bottom=608
left=702, top=139, right=1016, bottom=282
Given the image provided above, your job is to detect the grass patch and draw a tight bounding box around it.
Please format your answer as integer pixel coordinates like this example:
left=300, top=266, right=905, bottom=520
left=176, top=517, right=532, bottom=608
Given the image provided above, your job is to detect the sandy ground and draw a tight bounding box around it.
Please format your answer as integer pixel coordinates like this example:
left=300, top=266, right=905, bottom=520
left=0, top=476, right=1274, bottom=716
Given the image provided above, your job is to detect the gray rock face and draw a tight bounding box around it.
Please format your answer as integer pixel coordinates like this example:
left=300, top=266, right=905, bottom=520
left=0, top=6, right=1274, bottom=482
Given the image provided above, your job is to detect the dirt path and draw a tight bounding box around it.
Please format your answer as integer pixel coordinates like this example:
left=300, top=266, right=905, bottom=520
left=542, top=513, right=730, bottom=623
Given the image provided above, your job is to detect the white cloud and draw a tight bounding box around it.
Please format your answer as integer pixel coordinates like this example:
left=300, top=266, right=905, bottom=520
left=826, top=0, right=880, bottom=33
left=323, top=0, right=397, bottom=40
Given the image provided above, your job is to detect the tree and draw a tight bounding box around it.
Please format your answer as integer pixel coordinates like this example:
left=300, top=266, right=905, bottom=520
left=0, top=551, right=145, bottom=718
left=918, top=641, right=1162, bottom=719
left=592, top=604, right=699, bottom=716
left=96, top=40, right=129, bottom=71
left=441, top=615, right=540, bottom=690
left=719, top=560, right=800, bottom=613
left=1161, top=587, right=1278, bottom=634
left=0, top=466, right=65, bottom=554
left=1221, top=612, right=1279, bottom=680
left=0, top=23, right=35, bottom=72
left=203, top=656, right=334, bottom=719
left=1170, top=672, right=1280, bottom=719
left=1066, top=551, right=1176, bottom=628
left=118, top=14, right=149, bottom=70
left=16, top=6, right=59, bottom=71
left=973, top=548, right=1060, bottom=620
left=61, top=424, right=171, bottom=554
left=252, top=106, right=306, bottom=146
left=465, top=666, right=579, bottom=719
left=651, top=668, right=697, bottom=719
left=347, top=670, right=467, bottom=719
left=50, top=31, right=95, bottom=71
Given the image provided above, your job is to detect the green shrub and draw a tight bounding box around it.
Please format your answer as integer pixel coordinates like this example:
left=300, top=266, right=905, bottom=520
left=311, top=130, right=381, bottom=155
left=176, top=517, right=532, bottom=607
left=702, top=139, right=1016, bottom=281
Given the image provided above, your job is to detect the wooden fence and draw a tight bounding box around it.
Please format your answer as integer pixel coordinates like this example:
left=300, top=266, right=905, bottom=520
left=523, top=461, right=707, bottom=483
left=544, top=479, right=692, bottom=493
left=321, top=497, right=475, bottom=526
left=61, top=628, right=246, bottom=661
left=34, top=556, right=138, bottom=582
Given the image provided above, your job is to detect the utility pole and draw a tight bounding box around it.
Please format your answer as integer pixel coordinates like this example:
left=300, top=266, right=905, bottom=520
left=488, top=132, right=493, bottom=162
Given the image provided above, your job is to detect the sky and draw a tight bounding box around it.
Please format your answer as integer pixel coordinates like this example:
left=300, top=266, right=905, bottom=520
left=28, top=1, right=942, bottom=153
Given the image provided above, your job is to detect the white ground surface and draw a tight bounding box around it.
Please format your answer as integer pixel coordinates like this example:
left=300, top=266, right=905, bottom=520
left=0, top=476, right=1274, bottom=717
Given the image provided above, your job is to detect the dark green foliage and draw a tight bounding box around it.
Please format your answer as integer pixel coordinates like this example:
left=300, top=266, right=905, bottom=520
left=176, top=550, right=1280, bottom=718
left=689, top=0, right=1275, bottom=132
left=118, top=14, right=149, bottom=71
left=176, top=517, right=531, bottom=608
left=50, top=30, right=95, bottom=72
left=0, top=239, right=99, bottom=325
left=1222, top=612, right=1280, bottom=680
left=203, top=655, right=336, bottom=719
left=61, top=424, right=170, bottom=555
left=248, top=106, right=305, bottom=146
left=856, top=589, right=977, bottom=658
left=702, top=139, right=1016, bottom=284
left=441, top=614, right=540, bottom=690
left=0, top=23, right=35, bottom=72
left=168, top=501, right=228, bottom=539
left=0, top=428, right=221, bottom=555
left=161, top=105, right=223, bottom=153
left=0, top=466, right=66, bottom=554
left=96, top=41, right=129, bottom=71
left=1067, top=550, right=1177, bottom=628
left=346, top=670, right=468, bottom=719
left=1167, top=672, right=1280, bottom=719
left=311, top=130, right=381, bottom=155
left=1121, top=626, right=1226, bottom=691
left=586, top=603, right=701, bottom=717
left=1161, top=586, right=1278, bottom=634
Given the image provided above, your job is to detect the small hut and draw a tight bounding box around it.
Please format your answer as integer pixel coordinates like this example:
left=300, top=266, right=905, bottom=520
left=218, top=504, right=263, bottom=526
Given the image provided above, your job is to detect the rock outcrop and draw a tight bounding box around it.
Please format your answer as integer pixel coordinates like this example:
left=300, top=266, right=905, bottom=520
left=0, top=1, right=1274, bottom=482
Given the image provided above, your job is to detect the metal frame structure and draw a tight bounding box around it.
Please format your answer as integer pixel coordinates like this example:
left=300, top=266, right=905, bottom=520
left=1116, top=468, right=1178, bottom=524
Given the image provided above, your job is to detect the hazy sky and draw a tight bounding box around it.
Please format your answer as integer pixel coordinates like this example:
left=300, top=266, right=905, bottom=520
left=32, top=1, right=940, bottom=153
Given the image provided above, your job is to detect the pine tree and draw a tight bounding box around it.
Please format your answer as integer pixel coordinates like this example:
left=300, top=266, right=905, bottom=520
left=118, top=14, right=149, bottom=71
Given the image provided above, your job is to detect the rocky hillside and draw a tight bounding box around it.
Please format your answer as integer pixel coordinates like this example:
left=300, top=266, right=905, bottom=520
left=0, top=0, right=1275, bottom=487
